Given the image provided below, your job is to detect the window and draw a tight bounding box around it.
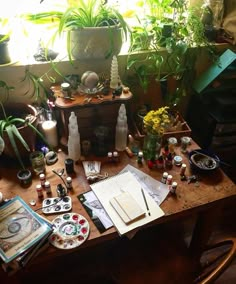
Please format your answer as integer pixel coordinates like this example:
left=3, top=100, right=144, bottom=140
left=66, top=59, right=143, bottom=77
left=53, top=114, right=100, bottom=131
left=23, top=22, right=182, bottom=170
left=0, top=0, right=197, bottom=64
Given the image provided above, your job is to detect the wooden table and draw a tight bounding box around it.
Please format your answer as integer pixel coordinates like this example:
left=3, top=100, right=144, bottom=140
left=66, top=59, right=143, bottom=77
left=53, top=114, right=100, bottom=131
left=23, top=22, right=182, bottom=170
left=0, top=141, right=236, bottom=277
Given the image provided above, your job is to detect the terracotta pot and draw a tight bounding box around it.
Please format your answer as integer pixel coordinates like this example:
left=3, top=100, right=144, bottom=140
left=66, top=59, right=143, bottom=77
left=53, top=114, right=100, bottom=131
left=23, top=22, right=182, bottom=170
left=1, top=103, right=38, bottom=158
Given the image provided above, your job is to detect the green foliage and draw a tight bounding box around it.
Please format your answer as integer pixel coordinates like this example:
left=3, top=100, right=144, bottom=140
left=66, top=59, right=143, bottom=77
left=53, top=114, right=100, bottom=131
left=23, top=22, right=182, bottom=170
left=0, top=18, right=11, bottom=43
left=24, top=0, right=130, bottom=61
left=0, top=80, right=14, bottom=101
left=0, top=82, right=49, bottom=169
left=127, top=0, right=217, bottom=106
left=20, top=68, right=56, bottom=107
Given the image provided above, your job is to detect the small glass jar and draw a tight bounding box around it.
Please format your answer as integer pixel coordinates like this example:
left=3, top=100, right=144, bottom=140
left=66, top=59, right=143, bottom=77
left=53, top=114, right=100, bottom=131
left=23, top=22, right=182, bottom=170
left=173, top=155, right=183, bottom=166
left=180, top=136, right=191, bottom=153
left=61, top=82, right=71, bottom=98
left=168, top=137, right=178, bottom=154
left=30, top=151, right=45, bottom=175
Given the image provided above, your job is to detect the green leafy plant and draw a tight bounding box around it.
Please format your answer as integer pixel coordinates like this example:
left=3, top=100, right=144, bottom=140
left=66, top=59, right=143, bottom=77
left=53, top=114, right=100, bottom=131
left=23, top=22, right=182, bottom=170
left=126, top=0, right=217, bottom=106
left=24, top=0, right=130, bottom=60
left=0, top=82, right=49, bottom=169
left=0, top=18, right=11, bottom=43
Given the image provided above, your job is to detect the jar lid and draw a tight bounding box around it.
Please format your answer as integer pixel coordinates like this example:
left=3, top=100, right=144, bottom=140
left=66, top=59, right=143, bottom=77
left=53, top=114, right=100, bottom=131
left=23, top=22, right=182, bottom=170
left=168, top=137, right=178, bottom=144
left=174, top=155, right=183, bottom=166
left=181, top=136, right=191, bottom=144
left=61, top=82, right=70, bottom=89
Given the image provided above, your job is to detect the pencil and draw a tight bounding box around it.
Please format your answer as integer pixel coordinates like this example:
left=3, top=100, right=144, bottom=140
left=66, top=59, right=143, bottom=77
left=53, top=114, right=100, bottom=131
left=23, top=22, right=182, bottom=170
left=141, top=188, right=151, bottom=216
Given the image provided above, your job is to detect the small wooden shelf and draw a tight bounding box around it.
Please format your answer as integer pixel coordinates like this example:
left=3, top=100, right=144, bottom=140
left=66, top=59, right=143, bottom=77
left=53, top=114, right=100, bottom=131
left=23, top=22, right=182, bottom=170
left=53, top=85, right=133, bottom=147
left=53, top=85, right=132, bottom=109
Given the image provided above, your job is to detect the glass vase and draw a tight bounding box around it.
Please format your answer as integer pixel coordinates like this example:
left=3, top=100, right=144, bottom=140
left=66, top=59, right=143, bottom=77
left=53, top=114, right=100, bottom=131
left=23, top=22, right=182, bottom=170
left=143, top=133, right=162, bottom=161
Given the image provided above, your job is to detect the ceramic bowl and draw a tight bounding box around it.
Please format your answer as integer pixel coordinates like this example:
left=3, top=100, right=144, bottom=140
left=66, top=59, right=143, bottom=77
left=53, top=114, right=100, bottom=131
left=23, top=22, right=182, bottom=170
left=188, top=149, right=220, bottom=173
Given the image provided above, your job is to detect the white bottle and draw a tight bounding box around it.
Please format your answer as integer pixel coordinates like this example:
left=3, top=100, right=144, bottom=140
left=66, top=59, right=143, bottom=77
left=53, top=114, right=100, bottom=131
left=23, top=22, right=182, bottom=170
left=67, top=112, right=81, bottom=161
left=115, top=104, right=128, bottom=151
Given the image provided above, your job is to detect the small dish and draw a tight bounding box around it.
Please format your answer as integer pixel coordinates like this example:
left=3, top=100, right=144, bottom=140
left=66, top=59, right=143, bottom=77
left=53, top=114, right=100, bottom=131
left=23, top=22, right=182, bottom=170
left=188, top=149, right=220, bottom=173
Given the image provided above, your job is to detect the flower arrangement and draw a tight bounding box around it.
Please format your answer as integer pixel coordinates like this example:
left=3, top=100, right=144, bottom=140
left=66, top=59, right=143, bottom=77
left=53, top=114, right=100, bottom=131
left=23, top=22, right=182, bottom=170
left=143, top=106, right=171, bottom=136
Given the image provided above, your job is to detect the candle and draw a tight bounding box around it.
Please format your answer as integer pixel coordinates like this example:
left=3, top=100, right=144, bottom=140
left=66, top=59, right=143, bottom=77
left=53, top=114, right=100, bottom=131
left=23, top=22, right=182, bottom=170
left=42, top=120, right=58, bottom=147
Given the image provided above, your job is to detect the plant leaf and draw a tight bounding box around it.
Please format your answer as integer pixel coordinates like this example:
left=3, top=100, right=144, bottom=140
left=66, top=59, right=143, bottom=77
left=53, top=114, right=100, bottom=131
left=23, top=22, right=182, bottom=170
left=5, top=125, right=26, bottom=169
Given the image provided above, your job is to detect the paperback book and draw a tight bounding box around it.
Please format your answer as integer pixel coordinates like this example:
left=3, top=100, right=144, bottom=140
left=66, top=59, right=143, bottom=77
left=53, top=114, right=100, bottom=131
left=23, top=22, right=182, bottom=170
left=0, top=196, right=52, bottom=264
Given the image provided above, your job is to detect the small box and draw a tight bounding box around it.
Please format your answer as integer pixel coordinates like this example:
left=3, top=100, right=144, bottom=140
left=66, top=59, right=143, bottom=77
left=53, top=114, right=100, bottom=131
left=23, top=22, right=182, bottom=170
left=130, top=111, right=191, bottom=146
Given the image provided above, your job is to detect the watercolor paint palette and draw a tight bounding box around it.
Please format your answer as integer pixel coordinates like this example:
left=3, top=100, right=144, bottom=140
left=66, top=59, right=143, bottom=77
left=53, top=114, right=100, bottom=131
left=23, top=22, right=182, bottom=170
left=42, top=196, right=72, bottom=214
left=49, top=213, right=90, bottom=249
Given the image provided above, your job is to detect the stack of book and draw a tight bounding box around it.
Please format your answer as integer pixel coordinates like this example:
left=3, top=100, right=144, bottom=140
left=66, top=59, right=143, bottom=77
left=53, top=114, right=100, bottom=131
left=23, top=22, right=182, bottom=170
left=0, top=196, right=52, bottom=275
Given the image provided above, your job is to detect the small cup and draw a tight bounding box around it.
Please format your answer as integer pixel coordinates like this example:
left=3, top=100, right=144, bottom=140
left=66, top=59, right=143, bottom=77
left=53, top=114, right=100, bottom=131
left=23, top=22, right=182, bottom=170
left=30, top=151, right=45, bottom=175
left=180, top=136, right=191, bottom=153
left=17, top=169, right=32, bottom=186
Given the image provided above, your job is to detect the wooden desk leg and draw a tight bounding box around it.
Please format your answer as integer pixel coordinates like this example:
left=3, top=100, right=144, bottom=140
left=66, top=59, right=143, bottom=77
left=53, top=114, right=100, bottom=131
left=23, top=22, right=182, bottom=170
left=189, top=205, right=222, bottom=264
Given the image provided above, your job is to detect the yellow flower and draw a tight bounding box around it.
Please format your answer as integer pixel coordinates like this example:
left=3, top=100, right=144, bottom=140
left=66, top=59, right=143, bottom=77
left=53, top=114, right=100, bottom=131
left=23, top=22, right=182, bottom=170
left=143, top=106, right=170, bottom=136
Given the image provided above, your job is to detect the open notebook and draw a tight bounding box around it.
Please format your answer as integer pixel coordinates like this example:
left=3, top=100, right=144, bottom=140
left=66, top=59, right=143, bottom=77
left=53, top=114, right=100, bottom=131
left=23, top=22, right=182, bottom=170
left=90, top=171, right=164, bottom=235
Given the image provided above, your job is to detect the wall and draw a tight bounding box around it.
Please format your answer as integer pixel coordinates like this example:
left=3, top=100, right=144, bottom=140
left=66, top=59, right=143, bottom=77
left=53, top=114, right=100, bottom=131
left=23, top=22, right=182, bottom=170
left=0, top=43, right=233, bottom=113
left=0, top=57, right=121, bottom=104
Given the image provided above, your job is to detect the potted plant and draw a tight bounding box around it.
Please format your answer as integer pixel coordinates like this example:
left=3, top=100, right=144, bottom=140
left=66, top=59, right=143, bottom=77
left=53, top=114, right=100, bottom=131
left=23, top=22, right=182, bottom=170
left=0, top=34, right=11, bottom=64
left=126, top=0, right=217, bottom=107
left=0, top=18, right=11, bottom=64
left=0, top=81, right=49, bottom=170
left=24, top=0, right=130, bottom=60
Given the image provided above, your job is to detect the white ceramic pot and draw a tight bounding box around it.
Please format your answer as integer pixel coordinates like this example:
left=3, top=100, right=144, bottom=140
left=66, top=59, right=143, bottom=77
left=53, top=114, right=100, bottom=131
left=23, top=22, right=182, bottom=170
left=69, top=25, right=123, bottom=60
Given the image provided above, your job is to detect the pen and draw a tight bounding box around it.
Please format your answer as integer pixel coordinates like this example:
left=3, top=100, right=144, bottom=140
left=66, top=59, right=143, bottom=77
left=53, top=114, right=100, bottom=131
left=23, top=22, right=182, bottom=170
left=141, top=188, right=151, bottom=216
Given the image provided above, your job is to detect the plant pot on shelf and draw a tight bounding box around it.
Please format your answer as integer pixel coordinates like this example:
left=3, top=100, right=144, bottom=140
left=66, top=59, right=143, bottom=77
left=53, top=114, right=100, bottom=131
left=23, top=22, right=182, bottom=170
left=70, top=25, right=123, bottom=60
left=1, top=103, right=38, bottom=159
left=0, top=35, right=11, bottom=65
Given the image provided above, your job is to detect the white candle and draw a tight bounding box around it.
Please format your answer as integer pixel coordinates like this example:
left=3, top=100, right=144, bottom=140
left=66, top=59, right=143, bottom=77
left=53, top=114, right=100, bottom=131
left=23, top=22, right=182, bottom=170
left=42, top=120, right=58, bottom=147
